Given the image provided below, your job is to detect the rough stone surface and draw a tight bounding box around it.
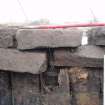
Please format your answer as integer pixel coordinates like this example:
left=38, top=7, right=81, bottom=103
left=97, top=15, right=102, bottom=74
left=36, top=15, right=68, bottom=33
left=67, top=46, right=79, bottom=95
left=0, top=71, right=12, bottom=105
left=16, top=29, right=83, bottom=50
left=53, top=45, right=105, bottom=67
left=0, top=48, right=47, bottom=74
left=69, top=67, right=101, bottom=92
left=41, top=69, right=71, bottom=105
left=41, top=93, right=70, bottom=105
left=68, top=67, right=100, bottom=105
left=74, top=92, right=99, bottom=105
left=11, top=72, right=41, bottom=105
left=0, top=28, right=18, bottom=48
left=88, top=27, right=105, bottom=45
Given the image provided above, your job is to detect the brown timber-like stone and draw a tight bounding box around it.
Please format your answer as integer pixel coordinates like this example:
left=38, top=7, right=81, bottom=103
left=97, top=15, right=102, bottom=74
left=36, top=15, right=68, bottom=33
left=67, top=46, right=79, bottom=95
left=16, top=29, right=82, bottom=50
left=75, top=92, right=100, bottom=105
left=0, top=48, right=47, bottom=74
left=69, top=67, right=100, bottom=105
left=53, top=45, right=105, bottom=67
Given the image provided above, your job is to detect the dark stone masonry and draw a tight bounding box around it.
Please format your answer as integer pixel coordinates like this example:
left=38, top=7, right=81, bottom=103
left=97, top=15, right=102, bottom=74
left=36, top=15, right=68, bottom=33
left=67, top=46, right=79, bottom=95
left=0, top=27, right=104, bottom=105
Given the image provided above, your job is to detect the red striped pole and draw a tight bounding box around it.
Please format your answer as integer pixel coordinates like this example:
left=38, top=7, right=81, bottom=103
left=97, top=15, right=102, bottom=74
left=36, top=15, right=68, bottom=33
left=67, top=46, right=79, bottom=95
left=32, top=23, right=105, bottom=29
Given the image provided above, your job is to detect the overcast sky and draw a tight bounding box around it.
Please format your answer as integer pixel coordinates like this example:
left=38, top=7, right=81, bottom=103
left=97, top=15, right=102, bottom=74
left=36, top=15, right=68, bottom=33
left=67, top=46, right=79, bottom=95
left=0, top=0, right=105, bottom=24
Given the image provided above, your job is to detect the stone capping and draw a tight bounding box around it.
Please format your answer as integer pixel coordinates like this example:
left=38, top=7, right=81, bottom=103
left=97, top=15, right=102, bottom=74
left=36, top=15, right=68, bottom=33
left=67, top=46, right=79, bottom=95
left=0, top=27, right=104, bottom=73
left=16, top=28, right=83, bottom=50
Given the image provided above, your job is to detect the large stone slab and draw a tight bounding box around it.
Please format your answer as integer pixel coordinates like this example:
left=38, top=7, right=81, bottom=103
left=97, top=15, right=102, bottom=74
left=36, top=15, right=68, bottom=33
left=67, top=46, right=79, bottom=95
left=16, top=29, right=83, bottom=50
left=11, top=72, right=41, bottom=105
left=53, top=45, right=105, bottom=67
left=0, top=71, right=12, bottom=105
left=0, top=48, right=47, bottom=74
left=0, top=28, right=18, bottom=48
left=88, top=27, right=105, bottom=45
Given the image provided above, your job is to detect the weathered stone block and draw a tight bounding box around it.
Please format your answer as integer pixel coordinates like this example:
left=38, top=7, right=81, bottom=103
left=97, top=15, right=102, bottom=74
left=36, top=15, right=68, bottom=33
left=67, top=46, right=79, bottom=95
left=0, top=28, right=18, bottom=48
left=11, top=72, right=41, bottom=105
left=0, top=71, right=12, bottom=105
left=88, top=27, right=105, bottom=45
left=16, top=29, right=82, bottom=50
left=53, top=45, right=105, bottom=67
left=0, top=48, right=47, bottom=74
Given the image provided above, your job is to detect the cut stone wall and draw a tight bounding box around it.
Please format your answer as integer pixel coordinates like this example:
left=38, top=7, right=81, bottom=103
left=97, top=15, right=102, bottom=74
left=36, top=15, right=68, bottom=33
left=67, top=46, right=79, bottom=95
left=0, top=27, right=103, bottom=105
